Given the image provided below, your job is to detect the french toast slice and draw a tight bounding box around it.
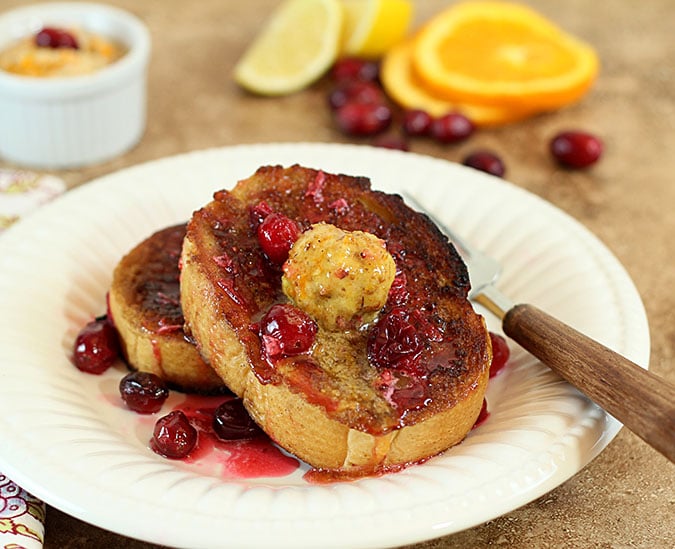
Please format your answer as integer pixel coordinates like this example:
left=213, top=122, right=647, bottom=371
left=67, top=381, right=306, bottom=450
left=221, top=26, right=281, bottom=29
left=109, top=224, right=225, bottom=394
left=180, top=165, right=491, bottom=476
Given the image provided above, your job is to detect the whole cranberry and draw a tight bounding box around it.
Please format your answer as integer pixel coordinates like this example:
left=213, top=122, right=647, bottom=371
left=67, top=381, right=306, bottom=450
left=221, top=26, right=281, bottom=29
left=331, top=57, right=379, bottom=83
left=489, top=332, right=510, bottom=378
left=72, top=317, right=120, bottom=374
left=257, top=212, right=301, bottom=264
left=402, top=109, right=433, bottom=137
left=151, top=411, right=198, bottom=459
left=550, top=130, right=603, bottom=168
left=260, top=303, right=318, bottom=359
left=328, top=80, right=383, bottom=110
left=430, top=112, right=475, bottom=143
left=119, top=371, right=169, bottom=414
left=462, top=150, right=506, bottom=177
left=372, top=133, right=409, bottom=151
left=35, top=27, right=78, bottom=49
left=334, top=101, right=392, bottom=136
left=213, top=398, right=262, bottom=440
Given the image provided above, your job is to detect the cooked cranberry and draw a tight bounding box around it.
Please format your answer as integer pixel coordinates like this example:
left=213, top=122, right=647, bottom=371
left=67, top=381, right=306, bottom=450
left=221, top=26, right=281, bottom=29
left=372, top=133, right=409, bottom=151
left=119, top=371, right=169, bottom=414
left=430, top=112, right=475, bottom=143
left=388, top=373, right=428, bottom=411
left=368, top=307, right=423, bottom=372
left=402, top=109, right=433, bottom=136
left=550, top=130, right=603, bottom=168
left=386, top=272, right=409, bottom=307
left=257, top=212, right=301, bottom=264
left=72, top=317, right=119, bottom=374
left=328, top=80, right=383, bottom=110
left=334, top=101, right=392, bottom=136
left=213, top=398, right=262, bottom=440
left=489, top=332, right=510, bottom=377
left=151, top=411, right=197, bottom=459
left=260, top=303, right=318, bottom=359
left=331, top=57, right=379, bottom=83
left=249, top=200, right=273, bottom=229
left=463, top=150, right=506, bottom=177
left=35, top=27, right=78, bottom=49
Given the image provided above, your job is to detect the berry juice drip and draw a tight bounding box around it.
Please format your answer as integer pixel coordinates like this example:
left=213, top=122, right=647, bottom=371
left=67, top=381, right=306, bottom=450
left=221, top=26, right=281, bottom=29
left=169, top=395, right=300, bottom=479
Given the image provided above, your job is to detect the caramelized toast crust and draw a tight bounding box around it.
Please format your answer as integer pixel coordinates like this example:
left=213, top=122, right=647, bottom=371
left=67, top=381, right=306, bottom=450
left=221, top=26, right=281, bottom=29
left=180, top=165, right=491, bottom=473
left=109, top=224, right=225, bottom=393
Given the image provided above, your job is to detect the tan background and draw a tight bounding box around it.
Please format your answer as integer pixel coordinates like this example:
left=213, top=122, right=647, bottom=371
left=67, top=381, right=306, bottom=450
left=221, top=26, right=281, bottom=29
left=0, top=0, right=673, bottom=547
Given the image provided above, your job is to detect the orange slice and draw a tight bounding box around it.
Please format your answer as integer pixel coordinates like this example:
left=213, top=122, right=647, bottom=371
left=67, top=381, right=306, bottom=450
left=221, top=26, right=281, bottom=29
left=381, top=39, right=538, bottom=126
left=413, top=1, right=599, bottom=110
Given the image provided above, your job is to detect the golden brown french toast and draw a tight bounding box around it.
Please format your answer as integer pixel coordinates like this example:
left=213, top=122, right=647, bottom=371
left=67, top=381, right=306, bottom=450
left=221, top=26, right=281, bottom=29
left=109, top=224, right=225, bottom=394
left=180, top=165, right=491, bottom=476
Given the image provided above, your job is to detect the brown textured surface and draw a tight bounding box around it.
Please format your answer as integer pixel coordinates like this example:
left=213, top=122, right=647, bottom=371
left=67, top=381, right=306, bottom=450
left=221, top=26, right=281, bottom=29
left=0, top=0, right=673, bottom=547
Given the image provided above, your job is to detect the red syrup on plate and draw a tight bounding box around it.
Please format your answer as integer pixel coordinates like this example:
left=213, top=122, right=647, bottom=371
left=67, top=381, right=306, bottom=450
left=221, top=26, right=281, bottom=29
left=171, top=395, right=300, bottom=479
left=472, top=398, right=490, bottom=430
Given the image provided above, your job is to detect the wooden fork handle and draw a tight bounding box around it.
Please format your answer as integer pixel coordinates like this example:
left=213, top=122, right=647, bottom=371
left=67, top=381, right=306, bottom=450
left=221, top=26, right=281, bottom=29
left=503, top=303, right=675, bottom=463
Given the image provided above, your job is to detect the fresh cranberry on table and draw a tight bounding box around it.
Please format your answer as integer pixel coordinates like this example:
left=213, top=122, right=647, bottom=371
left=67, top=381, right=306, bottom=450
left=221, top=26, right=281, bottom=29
left=35, top=27, right=79, bottom=49
left=72, top=317, right=120, bottom=374
left=257, top=212, right=301, bottom=264
left=331, top=57, right=379, bottom=83
left=334, top=101, right=393, bottom=136
left=213, top=398, right=262, bottom=440
left=430, top=112, right=475, bottom=143
left=372, top=133, right=409, bottom=151
left=259, top=303, right=318, bottom=359
left=119, top=371, right=169, bottom=414
left=151, top=410, right=198, bottom=459
left=328, top=80, right=383, bottom=110
left=550, top=130, right=603, bottom=168
left=402, top=109, right=433, bottom=137
left=462, top=150, right=506, bottom=177
left=489, top=332, right=510, bottom=378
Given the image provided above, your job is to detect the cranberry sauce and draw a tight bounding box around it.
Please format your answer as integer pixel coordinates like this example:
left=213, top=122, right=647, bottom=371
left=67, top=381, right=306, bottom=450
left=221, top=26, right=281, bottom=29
left=489, top=332, right=510, bottom=378
left=472, top=398, right=490, bottom=430
left=173, top=395, right=299, bottom=478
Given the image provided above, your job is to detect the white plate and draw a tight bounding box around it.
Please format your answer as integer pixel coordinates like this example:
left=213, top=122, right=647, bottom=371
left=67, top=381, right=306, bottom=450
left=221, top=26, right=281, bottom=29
left=0, top=143, right=649, bottom=548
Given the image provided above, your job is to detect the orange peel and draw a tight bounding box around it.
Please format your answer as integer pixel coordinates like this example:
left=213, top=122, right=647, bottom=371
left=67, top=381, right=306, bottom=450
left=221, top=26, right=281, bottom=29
left=381, top=38, right=538, bottom=126
left=412, top=1, right=599, bottom=111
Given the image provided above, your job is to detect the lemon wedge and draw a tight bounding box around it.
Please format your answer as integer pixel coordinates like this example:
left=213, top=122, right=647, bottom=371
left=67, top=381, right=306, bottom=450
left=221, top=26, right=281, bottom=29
left=234, top=0, right=343, bottom=95
left=340, top=0, right=413, bottom=58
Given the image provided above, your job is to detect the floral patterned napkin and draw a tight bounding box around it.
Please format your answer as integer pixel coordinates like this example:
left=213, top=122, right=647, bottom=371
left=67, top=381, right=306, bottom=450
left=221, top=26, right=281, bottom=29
left=0, top=169, right=66, bottom=232
left=0, top=474, right=45, bottom=548
left=1, top=169, right=66, bottom=548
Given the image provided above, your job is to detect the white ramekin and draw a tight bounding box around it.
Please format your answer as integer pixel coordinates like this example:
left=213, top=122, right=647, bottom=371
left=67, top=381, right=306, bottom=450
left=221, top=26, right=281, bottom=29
left=0, top=2, right=151, bottom=169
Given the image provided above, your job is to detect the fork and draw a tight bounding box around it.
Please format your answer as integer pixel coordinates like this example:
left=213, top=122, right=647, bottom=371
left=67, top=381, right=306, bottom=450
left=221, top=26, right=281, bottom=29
left=404, top=193, right=675, bottom=463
